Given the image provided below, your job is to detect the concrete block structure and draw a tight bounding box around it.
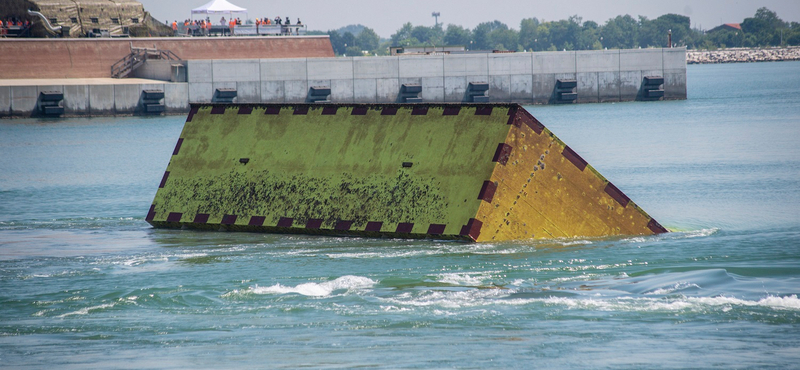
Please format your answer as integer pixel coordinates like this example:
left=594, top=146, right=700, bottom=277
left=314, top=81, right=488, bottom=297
left=146, top=103, right=668, bottom=241
left=0, top=79, right=189, bottom=117
left=10, top=86, right=38, bottom=116
left=0, top=86, right=12, bottom=115
left=182, top=47, right=685, bottom=107
left=0, top=44, right=685, bottom=118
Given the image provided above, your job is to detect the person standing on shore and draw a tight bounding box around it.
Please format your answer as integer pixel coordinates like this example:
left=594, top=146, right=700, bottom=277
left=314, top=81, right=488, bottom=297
left=172, top=21, right=177, bottom=36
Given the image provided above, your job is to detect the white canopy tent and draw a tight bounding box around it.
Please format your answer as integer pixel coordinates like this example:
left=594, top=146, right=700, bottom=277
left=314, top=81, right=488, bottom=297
left=191, top=0, right=248, bottom=24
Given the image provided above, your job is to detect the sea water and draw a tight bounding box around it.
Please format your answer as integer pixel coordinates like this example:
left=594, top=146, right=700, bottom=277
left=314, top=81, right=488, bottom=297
left=1, top=62, right=799, bottom=369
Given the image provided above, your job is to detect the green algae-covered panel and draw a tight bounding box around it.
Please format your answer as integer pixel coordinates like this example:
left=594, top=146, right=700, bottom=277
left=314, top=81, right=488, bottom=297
left=148, top=104, right=515, bottom=238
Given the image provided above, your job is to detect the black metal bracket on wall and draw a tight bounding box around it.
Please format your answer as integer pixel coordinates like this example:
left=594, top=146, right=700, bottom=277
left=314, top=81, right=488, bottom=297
left=141, top=90, right=165, bottom=114
left=214, top=88, right=237, bottom=103
left=553, top=79, right=577, bottom=104
left=38, top=91, right=65, bottom=116
left=307, top=86, right=331, bottom=103
left=640, top=76, right=665, bottom=100
left=467, top=82, right=489, bottom=102
left=400, top=84, right=423, bottom=103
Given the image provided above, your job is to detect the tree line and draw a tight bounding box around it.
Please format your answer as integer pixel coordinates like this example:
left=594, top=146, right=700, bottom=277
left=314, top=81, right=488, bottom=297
left=314, top=7, right=799, bottom=56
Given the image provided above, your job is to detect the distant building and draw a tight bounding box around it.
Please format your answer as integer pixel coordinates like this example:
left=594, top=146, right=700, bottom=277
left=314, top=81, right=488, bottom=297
left=0, top=0, right=170, bottom=37
left=708, top=23, right=742, bottom=33
left=390, top=46, right=466, bottom=56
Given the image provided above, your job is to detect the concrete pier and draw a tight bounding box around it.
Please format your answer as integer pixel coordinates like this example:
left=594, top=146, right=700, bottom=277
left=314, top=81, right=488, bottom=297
left=1, top=47, right=686, bottom=118
left=0, top=78, right=188, bottom=117
left=187, top=48, right=686, bottom=105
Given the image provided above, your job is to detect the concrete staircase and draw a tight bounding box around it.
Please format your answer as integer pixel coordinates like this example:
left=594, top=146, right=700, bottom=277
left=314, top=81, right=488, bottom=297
left=111, top=45, right=181, bottom=78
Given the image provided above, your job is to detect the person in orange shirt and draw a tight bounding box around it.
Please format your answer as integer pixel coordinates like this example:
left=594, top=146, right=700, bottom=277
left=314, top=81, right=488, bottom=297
left=172, top=21, right=178, bottom=36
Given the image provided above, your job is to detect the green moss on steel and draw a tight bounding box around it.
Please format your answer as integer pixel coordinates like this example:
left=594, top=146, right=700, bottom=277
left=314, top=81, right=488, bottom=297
left=150, top=104, right=515, bottom=237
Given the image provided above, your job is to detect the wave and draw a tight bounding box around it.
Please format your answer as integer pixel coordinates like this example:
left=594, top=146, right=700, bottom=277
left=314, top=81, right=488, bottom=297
left=500, top=293, right=800, bottom=313
left=0, top=217, right=146, bottom=231
left=224, top=275, right=377, bottom=298
left=56, top=303, right=115, bottom=318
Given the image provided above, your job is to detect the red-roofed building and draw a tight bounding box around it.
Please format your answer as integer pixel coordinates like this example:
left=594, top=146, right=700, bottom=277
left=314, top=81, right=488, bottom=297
left=709, top=23, right=742, bottom=33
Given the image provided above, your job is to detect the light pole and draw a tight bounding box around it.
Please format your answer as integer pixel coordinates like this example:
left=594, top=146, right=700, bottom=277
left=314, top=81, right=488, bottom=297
left=668, top=29, right=672, bottom=48
left=432, top=12, right=440, bottom=27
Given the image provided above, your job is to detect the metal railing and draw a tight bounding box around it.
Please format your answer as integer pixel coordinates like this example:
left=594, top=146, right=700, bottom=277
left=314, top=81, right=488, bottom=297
left=176, top=23, right=307, bottom=37
left=111, top=44, right=181, bottom=78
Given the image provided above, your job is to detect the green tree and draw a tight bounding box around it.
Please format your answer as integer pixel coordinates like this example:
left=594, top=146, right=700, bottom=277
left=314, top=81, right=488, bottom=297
left=356, top=27, right=380, bottom=52
left=473, top=20, right=509, bottom=50
left=547, top=16, right=582, bottom=50
left=328, top=30, right=345, bottom=55
left=577, top=20, right=600, bottom=50
left=342, top=32, right=356, bottom=47
left=706, top=29, right=742, bottom=48
left=411, top=25, right=434, bottom=43
left=519, top=18, right=540, bottom=51
left=786, top=22, right=800, bottom=45
left=391, top=22, right=414, bottom=45
left=345, top=45, right=364, bottom=56
left=600, top=15, right=639, bottom=49
left=741, top=7, right=786, bottom=46
left=639, top=14, right=691, bottom=48
left=490, top=25, right=519, bottom=51
left=444, top=24, right=472, bottom=47
left=754, top=7, right=786, bottom=29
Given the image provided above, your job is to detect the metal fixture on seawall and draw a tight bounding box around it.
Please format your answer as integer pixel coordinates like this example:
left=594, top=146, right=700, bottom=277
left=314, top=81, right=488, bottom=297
left=146, top=103, right=667, bottom=241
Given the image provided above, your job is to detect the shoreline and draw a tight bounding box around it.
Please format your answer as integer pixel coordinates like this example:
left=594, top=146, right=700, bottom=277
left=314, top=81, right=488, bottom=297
left=687, top=46, right=800, bottom=64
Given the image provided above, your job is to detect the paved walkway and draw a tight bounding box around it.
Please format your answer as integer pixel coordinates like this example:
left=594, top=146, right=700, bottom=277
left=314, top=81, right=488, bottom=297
left=0, top=78, right=181, bottom=86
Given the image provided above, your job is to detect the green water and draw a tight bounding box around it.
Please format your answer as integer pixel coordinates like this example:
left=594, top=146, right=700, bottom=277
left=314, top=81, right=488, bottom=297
left=1, top=62, right=799, bottom=369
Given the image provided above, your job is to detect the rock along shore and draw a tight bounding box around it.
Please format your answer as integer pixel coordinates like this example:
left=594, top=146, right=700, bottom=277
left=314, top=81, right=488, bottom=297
left=687, top=47, right=800, bottom=64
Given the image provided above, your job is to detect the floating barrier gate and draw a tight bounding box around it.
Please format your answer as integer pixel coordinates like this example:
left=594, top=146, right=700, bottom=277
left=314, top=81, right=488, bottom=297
left=147, top=103, right=667, bottom=241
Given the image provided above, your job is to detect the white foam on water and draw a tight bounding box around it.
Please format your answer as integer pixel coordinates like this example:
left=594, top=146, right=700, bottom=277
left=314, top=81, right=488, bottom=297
left=558, top=239, right=594, bottom=246
left=624, top=236, right=647, bottom=243
left=326, top=249, right=435, bottom=259
left=57, top=303, right=115, bottom=318
left=436, top=273, right=487, bottom=286
left=379, top=288, right=509, bottom=309
left=667, top=228, right=719, bottom=240
left=117, top=256, right=168, bottom=267
left=646, top=282, right=701, bottom=295
left=506, top=294, right=800, bottom=313
left=227, top=275, right=377, bottom=298
left=550, top=273, right=605, bottom=283
left=174, top=253, right=209, bottom=259
left=758, top=295, right=800, bottom=310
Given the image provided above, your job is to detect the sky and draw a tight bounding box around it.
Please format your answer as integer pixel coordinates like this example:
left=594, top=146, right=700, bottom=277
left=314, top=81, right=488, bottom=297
left=141, top=0, right=800, bottom=38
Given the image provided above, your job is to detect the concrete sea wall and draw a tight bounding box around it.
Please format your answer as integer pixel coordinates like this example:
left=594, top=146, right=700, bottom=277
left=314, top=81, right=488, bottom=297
left=0, top=48, right=685, bottom=118
left=0, top=79, right=188, bottom=117
left=186, top=48, right=686, bottom=104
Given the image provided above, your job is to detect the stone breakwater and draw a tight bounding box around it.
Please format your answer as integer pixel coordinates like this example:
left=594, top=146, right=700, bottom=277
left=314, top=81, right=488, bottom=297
left=687, top=47, right=800, bottom=64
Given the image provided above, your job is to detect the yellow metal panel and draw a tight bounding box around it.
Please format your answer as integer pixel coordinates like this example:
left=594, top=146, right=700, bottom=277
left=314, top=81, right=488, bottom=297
left=474, top=108, right=663, bottom=242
